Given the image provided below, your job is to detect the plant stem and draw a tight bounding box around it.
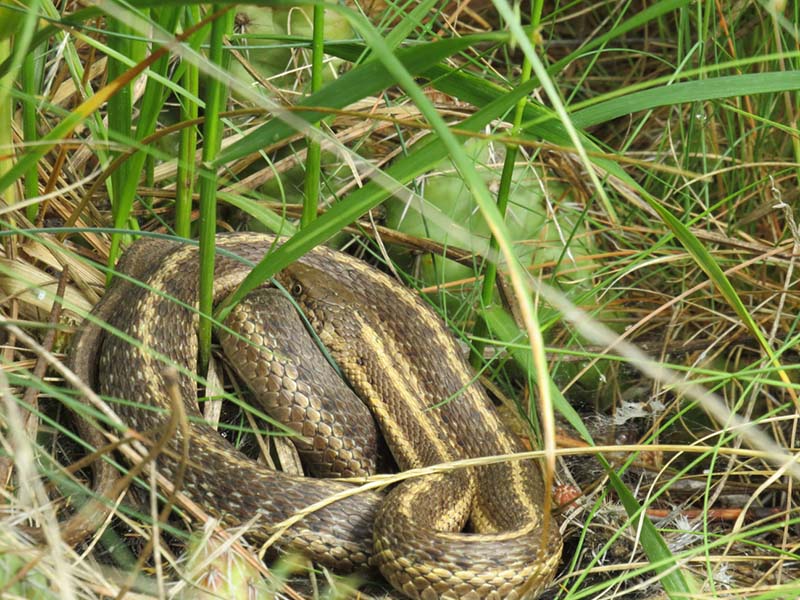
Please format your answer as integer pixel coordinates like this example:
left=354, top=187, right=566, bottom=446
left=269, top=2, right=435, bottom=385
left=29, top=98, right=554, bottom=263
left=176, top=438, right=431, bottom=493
left=198, top=6, right=233, bottom=371
left=0, top=37, right=13, bottom=208
left=21, top=44, right=39, bottom=219
left=470, top=4, right=542, bottom=367
left=176, top=7, right=202, bottom=239
left=301, top=3, right=326, bottom=228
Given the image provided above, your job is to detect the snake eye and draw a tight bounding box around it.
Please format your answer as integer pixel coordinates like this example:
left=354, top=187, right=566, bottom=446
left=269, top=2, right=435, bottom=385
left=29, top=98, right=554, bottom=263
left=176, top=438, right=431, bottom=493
left=291, top=283, right=303, bottom=295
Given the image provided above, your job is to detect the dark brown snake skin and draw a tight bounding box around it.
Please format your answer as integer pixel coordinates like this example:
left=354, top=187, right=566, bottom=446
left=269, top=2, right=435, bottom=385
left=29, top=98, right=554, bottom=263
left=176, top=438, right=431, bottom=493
left=68, top=232, right=562, bottom=599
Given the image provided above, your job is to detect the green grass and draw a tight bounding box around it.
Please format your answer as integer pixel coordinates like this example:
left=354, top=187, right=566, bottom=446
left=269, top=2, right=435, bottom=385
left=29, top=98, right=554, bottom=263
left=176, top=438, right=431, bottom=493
left=1, top=0, right=799, bottom=598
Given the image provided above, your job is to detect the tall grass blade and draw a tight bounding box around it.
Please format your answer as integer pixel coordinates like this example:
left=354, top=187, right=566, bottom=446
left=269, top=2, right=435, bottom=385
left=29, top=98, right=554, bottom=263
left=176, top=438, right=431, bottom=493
left=197, top=6, right=234, bottom=370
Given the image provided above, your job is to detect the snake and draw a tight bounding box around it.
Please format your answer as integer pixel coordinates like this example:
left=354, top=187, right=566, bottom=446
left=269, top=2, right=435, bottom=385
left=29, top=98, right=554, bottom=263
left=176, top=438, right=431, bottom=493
left=67, top=232, right=562, bottom=599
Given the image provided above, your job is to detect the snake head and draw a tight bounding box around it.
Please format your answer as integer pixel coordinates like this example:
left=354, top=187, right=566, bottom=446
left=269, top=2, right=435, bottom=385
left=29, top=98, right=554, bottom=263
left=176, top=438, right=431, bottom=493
left=277, top=263, right=360, bottom=307
left=276, top=262, right=363, bottom=349
left=277, top=263, right=331, bottom=305
left=276, top=263, right=364, bottom=331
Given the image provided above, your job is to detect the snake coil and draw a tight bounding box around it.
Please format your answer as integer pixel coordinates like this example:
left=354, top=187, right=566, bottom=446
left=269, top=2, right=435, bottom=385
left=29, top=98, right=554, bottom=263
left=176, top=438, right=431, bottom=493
left=68, top=233, right=561, bottom=599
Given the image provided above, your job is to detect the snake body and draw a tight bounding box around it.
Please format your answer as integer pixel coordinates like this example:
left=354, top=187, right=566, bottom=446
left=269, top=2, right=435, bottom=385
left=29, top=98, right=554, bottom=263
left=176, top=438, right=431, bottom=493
left=71, top=232, right=561, bottom=598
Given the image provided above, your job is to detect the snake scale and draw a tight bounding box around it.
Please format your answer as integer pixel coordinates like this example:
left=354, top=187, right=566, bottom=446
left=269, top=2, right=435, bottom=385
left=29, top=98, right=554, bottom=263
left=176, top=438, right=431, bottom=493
left=68, top=232, right=562, bottom=599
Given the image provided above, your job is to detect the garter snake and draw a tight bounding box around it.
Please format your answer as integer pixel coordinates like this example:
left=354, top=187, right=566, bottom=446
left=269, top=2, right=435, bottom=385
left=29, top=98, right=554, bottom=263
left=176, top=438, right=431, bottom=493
left=69, top=232, right=562, bottom=599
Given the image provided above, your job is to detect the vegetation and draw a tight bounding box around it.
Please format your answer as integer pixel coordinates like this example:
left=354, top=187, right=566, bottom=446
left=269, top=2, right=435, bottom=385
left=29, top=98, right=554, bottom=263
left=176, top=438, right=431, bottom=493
left=0, top=0, right=799, bottom=598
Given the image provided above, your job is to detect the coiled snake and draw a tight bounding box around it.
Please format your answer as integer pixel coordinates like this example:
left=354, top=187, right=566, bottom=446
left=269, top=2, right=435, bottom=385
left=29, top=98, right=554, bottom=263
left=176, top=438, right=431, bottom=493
left=69, top=233, right=562, bottom=598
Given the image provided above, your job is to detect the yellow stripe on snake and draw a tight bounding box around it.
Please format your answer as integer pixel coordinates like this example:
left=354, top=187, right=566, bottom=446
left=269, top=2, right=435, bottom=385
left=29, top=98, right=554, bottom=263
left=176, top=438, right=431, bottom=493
left=69, top=233, right=562, bottom=599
